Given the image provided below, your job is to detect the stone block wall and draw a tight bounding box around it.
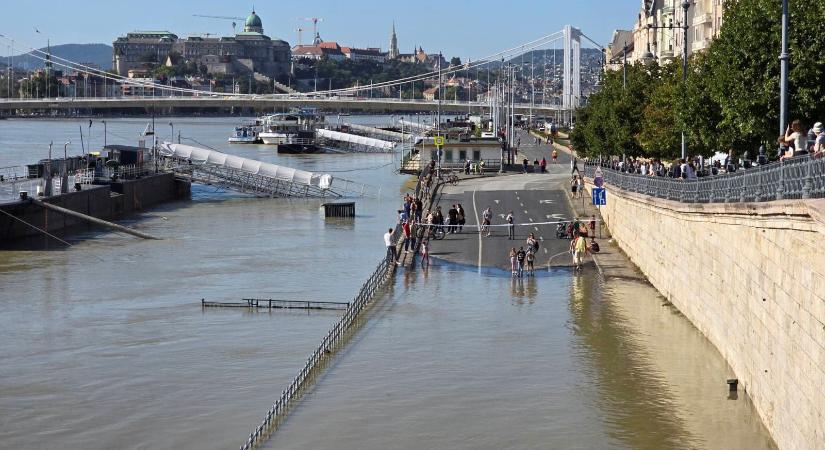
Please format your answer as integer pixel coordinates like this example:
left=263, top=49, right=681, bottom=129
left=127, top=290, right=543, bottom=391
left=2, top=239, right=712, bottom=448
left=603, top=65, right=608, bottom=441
left=593, top=183, right=825, bottom=450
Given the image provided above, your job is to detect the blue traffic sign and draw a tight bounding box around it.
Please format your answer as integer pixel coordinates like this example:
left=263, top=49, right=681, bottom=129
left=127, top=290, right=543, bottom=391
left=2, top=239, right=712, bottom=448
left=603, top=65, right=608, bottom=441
left=592, top=188, right=606, bottom=206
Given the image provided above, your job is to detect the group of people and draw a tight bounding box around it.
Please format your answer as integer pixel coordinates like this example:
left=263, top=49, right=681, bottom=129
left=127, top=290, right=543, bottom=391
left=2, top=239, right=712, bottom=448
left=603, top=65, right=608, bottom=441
left=521, top=157, right=548, bottom=174
left=509, top=233, right=540, bottom=277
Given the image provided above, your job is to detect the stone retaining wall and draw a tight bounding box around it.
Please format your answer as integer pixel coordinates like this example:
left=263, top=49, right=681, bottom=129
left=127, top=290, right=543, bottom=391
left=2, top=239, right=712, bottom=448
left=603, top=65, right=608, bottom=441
left=591, top=181, right=825, bottom=450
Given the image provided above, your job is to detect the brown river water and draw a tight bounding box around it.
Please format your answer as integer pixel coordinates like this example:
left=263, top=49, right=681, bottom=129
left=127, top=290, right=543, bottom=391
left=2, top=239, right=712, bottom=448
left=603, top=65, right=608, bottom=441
left=0, top=117, right=774, bottom=449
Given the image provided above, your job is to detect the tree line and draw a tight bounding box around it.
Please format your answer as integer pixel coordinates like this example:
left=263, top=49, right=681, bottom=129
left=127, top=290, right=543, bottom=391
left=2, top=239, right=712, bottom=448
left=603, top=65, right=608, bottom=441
left=571, top=0, right=825, bottom=161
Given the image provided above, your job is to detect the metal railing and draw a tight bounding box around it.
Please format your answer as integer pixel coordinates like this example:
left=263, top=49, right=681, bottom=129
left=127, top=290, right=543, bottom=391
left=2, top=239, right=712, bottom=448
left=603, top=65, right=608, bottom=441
left=583, top=155, right=825, bottom=203
left=239, top=224, right=402, bottom=450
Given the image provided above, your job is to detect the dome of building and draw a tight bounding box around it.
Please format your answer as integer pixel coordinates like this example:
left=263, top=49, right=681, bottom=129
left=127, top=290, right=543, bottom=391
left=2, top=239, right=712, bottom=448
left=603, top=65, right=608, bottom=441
left=244, top=10, right=263, bottom=33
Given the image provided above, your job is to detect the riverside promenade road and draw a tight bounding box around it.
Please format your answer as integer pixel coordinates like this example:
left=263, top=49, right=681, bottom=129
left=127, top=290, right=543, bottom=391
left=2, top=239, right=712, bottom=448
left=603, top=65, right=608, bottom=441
left=428, top=132, right=582, bottom=270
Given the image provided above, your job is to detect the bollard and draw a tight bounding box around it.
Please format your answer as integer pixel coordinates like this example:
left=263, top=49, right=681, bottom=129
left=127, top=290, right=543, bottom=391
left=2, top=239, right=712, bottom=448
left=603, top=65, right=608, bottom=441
left=727, top=378, right=738, bottom=391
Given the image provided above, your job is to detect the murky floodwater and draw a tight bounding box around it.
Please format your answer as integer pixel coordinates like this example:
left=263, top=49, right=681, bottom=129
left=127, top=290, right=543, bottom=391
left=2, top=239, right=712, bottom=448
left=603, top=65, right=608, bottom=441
left=0, top=117, right=774, bottom=449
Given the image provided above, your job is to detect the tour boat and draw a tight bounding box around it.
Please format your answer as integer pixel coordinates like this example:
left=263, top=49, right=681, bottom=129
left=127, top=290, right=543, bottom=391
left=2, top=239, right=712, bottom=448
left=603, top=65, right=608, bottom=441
left=228, top=125, right=261, bottom=144
left=258, top=109, right=324, bottom=145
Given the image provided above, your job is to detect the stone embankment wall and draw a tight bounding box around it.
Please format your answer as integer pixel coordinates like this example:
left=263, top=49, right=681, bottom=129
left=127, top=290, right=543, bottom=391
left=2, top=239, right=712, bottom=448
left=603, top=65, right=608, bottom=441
left=593, top=182, right=824, bottom=450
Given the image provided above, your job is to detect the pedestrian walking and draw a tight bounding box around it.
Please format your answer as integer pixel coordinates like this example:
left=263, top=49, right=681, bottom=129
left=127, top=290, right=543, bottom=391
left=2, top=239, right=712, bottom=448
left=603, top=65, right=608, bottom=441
left=457, top=204, right=466, bottom=232
left=516, top=247, right=526, bottom=277
left=482, top=207, right=493, bottom=237
left=384, top=227, right=400, bottom=266
left=526, top=233, right=539, bottom=253
left=509, top=247, right=517, bottom=276
left=552, top=149, right=558, bottom=164
left=448, top=204, right=459, bottom=234
left=402, top=220, right=413, bottom=254
left=576, top=175, right=584, bottom=198
left=540, top=157, right=547, bottom=173
left=420, top=239, right=430, bottom=266
left=589, top=215, right=596, bottom=236
left=570, top=175, right=578, bottom=199
left=506, top=211, right=515, bottom=240
left=570, top=233, right=588, bottom=270
left=526, top=249, right=535, bottom=276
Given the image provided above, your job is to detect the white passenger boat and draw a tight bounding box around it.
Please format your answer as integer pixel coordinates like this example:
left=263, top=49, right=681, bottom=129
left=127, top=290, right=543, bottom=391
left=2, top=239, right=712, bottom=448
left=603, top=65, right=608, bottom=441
left=258, top=109, right=324, bottom=145
left=228, top=125, right=261, bottom=144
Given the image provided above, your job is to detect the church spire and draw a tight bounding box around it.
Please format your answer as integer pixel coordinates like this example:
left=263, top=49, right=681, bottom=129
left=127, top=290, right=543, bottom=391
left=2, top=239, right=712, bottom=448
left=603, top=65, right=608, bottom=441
left=388, top=21, right=399, bottom=60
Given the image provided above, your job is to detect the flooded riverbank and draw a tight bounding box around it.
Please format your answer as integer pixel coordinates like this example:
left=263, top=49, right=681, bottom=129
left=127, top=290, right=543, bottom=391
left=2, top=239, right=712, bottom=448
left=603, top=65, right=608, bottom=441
left=0, top=117, right=774, bottom=449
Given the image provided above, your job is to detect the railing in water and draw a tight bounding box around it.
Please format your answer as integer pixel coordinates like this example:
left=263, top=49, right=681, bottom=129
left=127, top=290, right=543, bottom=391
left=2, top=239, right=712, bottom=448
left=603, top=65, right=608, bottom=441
left=239, top=225, right=402, bottom=450
left=583, top=155, right=825, bottom=203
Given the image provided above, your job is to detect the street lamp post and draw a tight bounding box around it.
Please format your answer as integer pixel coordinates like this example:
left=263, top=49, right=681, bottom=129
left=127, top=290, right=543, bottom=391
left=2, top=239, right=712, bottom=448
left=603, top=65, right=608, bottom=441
left=102, top=120, right=107, bottom=147
left=169, top=122, right=174, bottom=144
left=778, top=0, right=790, bottom=156
left=680, top=0, right=690, bottom=160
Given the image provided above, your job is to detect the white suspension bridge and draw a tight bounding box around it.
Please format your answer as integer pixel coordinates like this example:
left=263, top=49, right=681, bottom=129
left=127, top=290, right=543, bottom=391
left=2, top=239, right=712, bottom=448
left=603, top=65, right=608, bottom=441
left=0, top=26, right=601, bottom=118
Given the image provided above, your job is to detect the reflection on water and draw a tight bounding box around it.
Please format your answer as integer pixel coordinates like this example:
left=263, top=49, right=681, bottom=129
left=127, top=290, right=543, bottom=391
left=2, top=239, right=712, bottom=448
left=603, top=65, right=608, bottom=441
left=266, top=267, right=775, bottom=450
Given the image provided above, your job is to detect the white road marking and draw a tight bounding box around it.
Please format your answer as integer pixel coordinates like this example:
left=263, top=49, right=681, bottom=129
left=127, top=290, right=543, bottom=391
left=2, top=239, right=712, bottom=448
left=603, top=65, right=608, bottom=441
left=520, top=202, right=524, bottom=207
left=494, top=199, right=500, bottom=204
left=529, top=218, right=534, bottom=222
left=546, top=214, right=551, bottom=219
left=544, top=248, right=548, bottom=254
left=539, top=236, right=544, bottom=241
left=472, top=189, right=482, bottom=269
left=534, top=226, right=539, bottom=231
left=524, top=210, right=528, bottom=214
left=539, top=200, right=554, bottom=204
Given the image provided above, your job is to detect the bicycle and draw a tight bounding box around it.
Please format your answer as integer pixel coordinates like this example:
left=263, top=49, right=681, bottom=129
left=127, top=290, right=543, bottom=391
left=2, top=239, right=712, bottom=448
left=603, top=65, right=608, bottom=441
left=416, top=224, right=446, bottom=240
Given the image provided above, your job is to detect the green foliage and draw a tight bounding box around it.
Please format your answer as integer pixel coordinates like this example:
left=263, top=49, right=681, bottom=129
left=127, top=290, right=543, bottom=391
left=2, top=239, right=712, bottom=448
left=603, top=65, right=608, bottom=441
left=573, top=0, right=825, bottom=159
left=450, top=56, right=462, bottom=67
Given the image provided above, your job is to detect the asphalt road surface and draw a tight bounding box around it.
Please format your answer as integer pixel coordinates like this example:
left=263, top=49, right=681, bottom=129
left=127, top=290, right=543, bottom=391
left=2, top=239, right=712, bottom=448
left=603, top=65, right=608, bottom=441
left=429, top=172, right=581, bottom=271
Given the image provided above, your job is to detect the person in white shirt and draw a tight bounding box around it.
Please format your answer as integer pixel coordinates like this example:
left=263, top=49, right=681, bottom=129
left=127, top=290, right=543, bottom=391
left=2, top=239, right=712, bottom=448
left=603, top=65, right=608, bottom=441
left=384, top=228, right=399, bottom=265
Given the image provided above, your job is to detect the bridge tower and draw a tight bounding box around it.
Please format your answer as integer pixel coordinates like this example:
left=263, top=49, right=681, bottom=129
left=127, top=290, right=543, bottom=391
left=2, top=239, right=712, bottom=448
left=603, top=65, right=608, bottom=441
left=562, top=25, right=582, bottom=116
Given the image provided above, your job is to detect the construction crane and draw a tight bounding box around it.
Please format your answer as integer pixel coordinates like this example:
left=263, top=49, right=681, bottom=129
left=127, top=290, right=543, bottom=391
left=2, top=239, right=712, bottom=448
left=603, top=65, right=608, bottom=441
left=193, top=14, right=244, bottom=35
left=299, top=17, right=324, bottom=42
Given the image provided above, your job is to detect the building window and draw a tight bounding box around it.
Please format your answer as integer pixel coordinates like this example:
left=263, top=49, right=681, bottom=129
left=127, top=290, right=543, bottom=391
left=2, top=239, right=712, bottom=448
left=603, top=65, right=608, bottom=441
left=473, top=150, right=481, bottom=161
left=459, top=150, right=467, bottom=161
left=430, top=150, right=438, bottom=161
left=445, top=150, right=453, bottom=162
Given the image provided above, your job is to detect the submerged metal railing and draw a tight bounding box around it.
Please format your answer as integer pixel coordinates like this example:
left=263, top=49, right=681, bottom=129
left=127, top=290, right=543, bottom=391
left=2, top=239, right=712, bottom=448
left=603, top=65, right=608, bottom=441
left=239, top=225, right=402, bottom=450
left=583, top=155, right=825, bottom=203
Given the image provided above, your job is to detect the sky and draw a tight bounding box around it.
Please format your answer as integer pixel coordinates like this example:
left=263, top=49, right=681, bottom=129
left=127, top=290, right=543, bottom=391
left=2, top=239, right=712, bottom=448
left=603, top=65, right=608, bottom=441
left=0, top=0, right=639, bottom=59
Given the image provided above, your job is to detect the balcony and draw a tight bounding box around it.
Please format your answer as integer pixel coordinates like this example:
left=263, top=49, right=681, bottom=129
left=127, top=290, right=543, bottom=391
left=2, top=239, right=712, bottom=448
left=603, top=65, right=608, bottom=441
left=693, top=11, right=713, bottom=25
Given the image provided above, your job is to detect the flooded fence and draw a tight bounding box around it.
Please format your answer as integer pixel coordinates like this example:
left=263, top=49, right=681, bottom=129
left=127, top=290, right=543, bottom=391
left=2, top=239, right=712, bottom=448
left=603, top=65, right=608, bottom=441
left=202, top=298, right=349, bottom=311
left=239, top=225, right=402, bottom=450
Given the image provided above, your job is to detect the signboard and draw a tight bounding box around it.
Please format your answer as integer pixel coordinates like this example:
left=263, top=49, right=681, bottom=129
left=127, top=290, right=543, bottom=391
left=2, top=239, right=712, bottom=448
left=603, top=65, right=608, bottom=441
left=594, top=167, right=604, bottom=188
left=592, top=187, right=606, bottom=206
left=433, top=136, right=445, bottom=147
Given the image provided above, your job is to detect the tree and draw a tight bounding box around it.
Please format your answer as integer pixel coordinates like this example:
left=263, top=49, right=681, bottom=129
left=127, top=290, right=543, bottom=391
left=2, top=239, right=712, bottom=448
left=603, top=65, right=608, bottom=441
left=572, top=0, right=825, bottom=160
left=450, top=56, right=462, bottom=67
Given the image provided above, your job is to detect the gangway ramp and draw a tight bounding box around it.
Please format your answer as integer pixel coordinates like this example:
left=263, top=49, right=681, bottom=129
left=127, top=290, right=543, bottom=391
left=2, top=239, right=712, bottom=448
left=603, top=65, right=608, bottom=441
left=342, top=123, right=409, bottom=142
left=315, top=128, right=396, bottom=153
left=159, top=143, right=375, bottom=198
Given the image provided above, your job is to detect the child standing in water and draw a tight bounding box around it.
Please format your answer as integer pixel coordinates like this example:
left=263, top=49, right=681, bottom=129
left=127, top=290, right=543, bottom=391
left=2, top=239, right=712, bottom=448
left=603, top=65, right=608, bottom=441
left=420, top=239, right=430, bottom=266
left=509, top=248, right=517, bottom=276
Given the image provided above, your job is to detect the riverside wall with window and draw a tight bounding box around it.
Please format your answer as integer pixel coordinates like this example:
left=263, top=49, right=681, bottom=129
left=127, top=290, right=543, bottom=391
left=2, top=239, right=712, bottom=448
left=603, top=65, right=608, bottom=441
left=589, top=181, right=825, bottom=450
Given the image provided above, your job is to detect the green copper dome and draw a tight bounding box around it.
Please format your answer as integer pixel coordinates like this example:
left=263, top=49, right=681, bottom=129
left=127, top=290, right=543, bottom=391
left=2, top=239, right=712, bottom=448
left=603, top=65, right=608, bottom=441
left=245, top=11, right=262, bottom=28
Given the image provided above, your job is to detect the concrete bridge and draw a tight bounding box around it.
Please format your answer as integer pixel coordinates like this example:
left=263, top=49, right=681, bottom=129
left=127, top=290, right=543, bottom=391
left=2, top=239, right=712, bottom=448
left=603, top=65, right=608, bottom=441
left=0, top=96, right=564, bottom=115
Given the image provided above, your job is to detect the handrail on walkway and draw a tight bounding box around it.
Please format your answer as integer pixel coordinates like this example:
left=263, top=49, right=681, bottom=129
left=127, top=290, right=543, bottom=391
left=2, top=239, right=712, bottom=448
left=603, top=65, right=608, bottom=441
left=583, top=155, right=825, bottom=203
left=239, top=224, right=403, bottom=450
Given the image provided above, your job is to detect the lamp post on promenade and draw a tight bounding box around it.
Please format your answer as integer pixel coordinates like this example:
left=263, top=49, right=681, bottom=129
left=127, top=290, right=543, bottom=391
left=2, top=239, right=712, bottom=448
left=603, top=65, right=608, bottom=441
left=778, top=0, right=790, bottom=156
left=644, top=1, right=691, bottom=160
left=680, top=0, right=690, bottom=161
